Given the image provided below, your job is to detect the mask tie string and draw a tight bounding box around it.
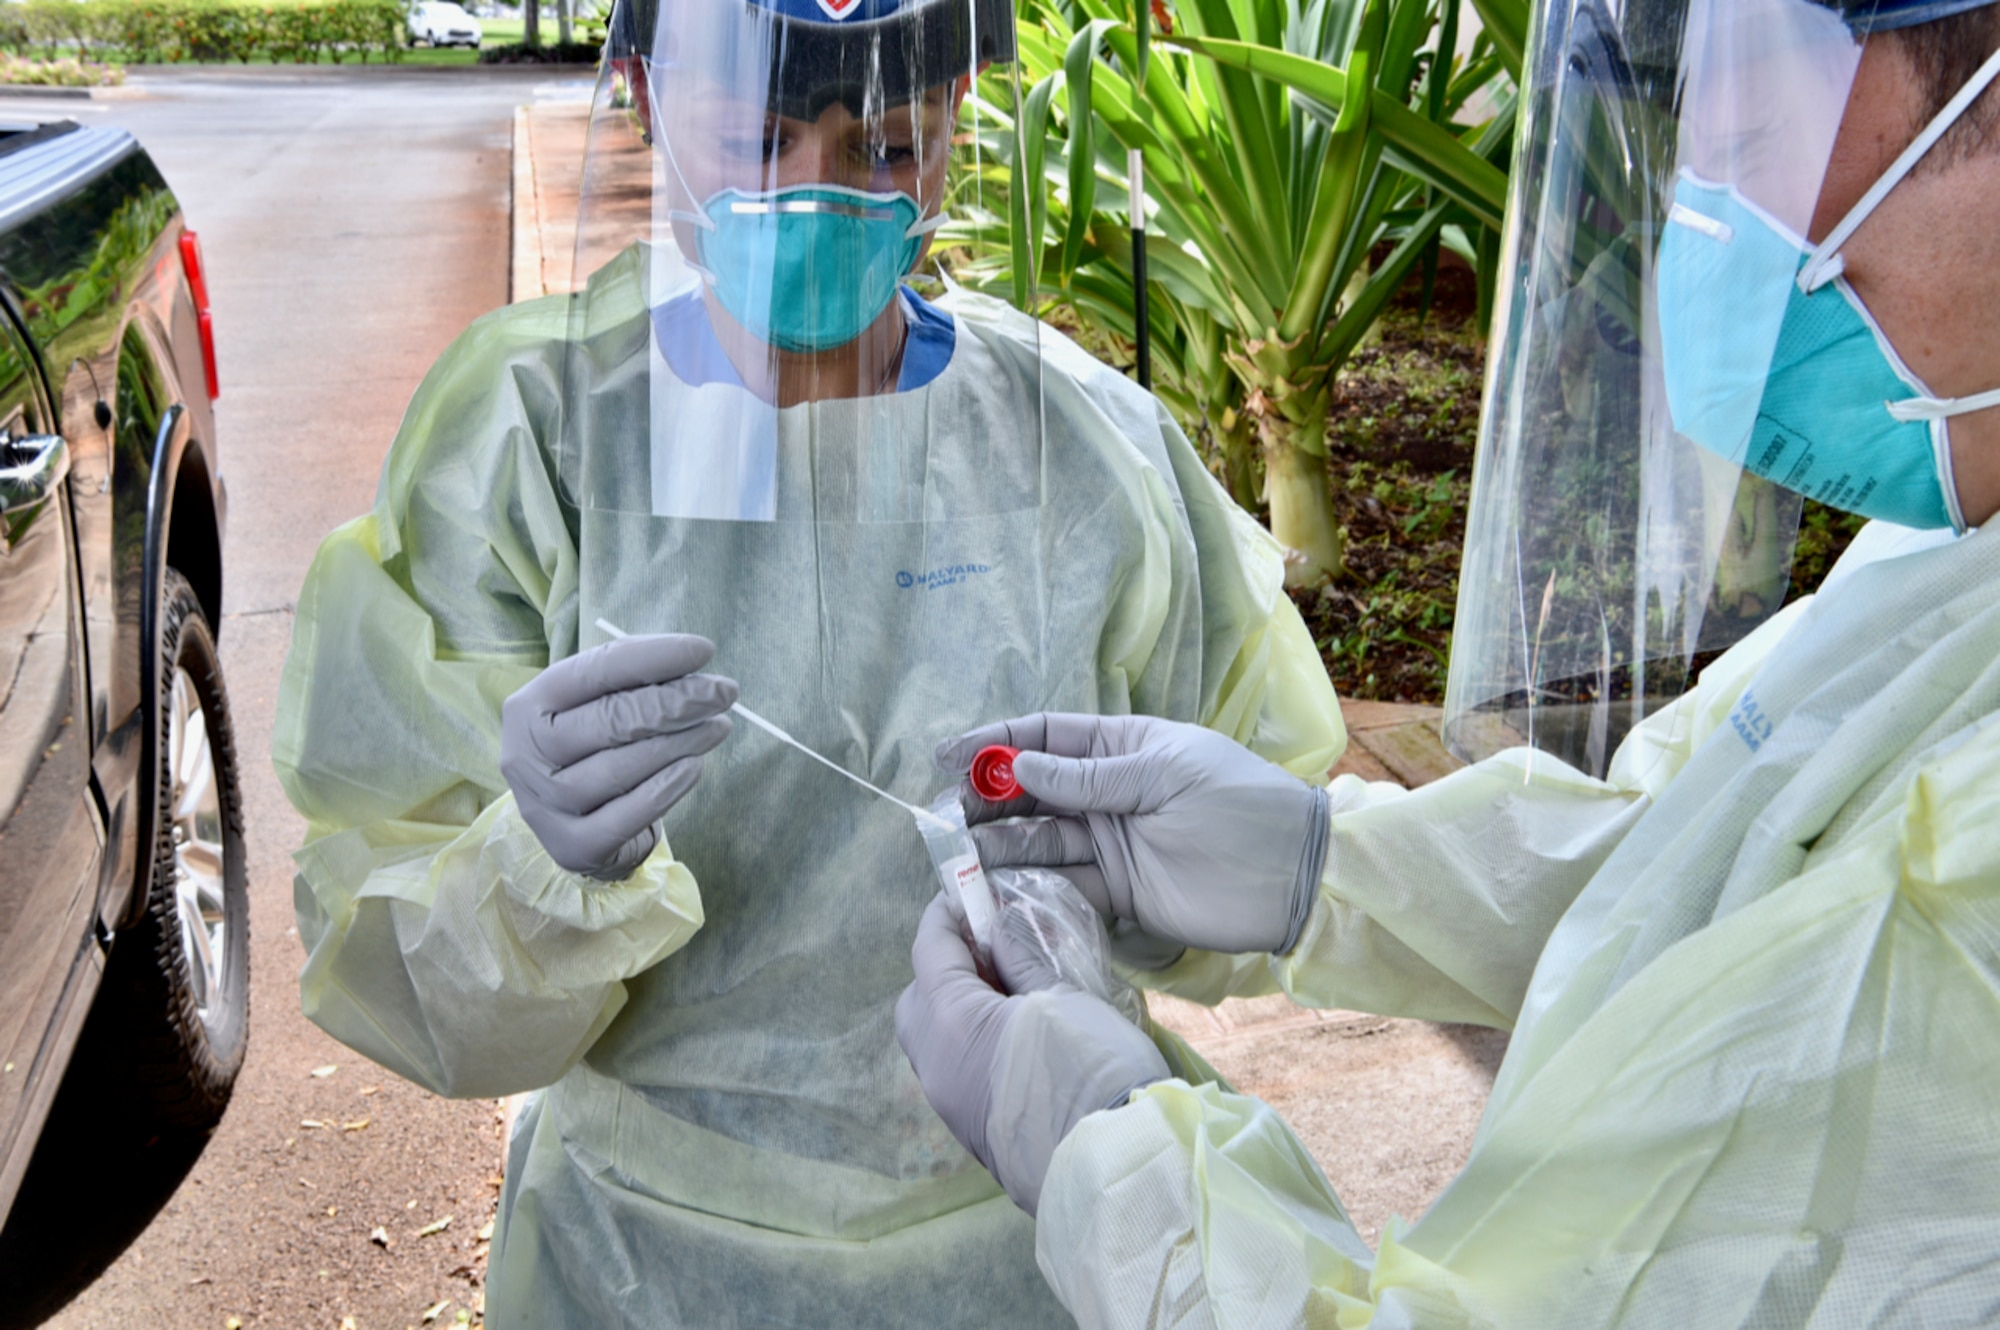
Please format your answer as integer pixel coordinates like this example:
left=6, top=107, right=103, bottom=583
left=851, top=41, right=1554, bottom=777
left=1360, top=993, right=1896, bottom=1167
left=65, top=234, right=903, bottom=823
left=1885, top=384, right=2000, bottom=422
left=1799, top=41, right=2000, bottom=294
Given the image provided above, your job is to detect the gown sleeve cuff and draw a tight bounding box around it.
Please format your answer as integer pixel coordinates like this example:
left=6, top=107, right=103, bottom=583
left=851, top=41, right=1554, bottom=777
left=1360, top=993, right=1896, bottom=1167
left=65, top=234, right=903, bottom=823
left=1035, top=1079, right=1376, bottom=1329
left=485, top=793, right=706, bottom=942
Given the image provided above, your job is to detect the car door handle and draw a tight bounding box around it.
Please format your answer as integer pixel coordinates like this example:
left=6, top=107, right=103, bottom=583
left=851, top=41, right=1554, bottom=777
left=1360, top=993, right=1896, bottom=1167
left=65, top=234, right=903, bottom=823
left=0, top=434, right=70, bottom=514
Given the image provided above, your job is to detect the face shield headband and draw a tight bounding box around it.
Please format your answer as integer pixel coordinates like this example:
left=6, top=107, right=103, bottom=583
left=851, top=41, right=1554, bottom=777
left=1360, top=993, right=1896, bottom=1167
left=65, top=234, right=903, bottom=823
left=645, top=0, right=1013, bottom=123
left=1826, top=0, right=2000, bottom=31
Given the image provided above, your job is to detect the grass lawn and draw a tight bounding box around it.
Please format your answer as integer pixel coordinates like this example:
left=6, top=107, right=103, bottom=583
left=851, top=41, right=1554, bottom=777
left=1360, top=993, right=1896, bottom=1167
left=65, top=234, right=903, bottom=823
left=394, top=45, right=483, bottom=64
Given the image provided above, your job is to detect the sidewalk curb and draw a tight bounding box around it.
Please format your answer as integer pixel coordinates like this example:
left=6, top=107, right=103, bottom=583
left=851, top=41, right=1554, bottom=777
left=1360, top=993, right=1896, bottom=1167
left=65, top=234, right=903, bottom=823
left=510, top=104, right=541, bottom=304
left=0, top=84, right=93, bottom=99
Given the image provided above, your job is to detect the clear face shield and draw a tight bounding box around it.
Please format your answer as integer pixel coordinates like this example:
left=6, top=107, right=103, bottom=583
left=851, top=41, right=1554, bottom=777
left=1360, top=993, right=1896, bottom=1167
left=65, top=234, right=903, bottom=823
left=1442, top=0, right=1981, bottom=776
left=560, top=0, right=1036, bottom=523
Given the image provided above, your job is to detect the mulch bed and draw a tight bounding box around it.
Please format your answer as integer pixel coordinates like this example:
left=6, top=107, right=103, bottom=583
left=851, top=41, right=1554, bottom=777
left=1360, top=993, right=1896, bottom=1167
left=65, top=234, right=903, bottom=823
left=1283, top=264, right=1863, bottom=705
left=1286, top=265, right=1483, bottom=703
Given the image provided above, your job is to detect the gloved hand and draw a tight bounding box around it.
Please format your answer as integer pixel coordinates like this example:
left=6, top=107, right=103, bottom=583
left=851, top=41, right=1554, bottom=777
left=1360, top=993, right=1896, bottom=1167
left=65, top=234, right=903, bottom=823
left=895, top=893, right=1167, bottom=1216
left=937, top=713, right=1331, bottom=955
left=501, top=633, right=737, bottom=881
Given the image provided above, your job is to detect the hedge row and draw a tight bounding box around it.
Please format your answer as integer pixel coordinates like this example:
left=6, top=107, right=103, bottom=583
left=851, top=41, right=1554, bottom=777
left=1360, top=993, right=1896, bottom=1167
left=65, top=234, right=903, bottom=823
left=0, top=0, right=407, bottom=64
left=477, top=38, right=598, bottom=62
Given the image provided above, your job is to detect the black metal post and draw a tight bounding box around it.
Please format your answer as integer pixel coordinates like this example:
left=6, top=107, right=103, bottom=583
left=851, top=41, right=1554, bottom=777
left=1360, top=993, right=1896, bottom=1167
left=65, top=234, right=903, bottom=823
left=1129, top=147, right=1151, bottom=390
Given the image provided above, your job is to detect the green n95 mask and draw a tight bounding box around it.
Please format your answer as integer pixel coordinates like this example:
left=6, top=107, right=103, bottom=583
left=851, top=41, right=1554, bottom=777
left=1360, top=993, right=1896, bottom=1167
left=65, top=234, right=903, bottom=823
left=685, top=185, right=940, bottom=354
left=1655, top=174, right=1967, bottom=530
left=1655, top=42, right=2000, bottom=532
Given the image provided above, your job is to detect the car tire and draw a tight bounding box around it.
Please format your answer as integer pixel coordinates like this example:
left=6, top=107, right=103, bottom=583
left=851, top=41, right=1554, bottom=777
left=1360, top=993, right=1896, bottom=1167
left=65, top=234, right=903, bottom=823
left=122, top=565, right=251, bottom=1120
left=0, top=568, right=247, bottom=1327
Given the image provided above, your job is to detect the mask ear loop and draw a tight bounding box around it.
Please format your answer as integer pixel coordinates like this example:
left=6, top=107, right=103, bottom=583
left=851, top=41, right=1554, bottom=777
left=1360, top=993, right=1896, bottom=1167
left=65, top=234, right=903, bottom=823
left=1798, top=40, right=2000, bottom=294
left=1889, top=384, right=2000, bottom=534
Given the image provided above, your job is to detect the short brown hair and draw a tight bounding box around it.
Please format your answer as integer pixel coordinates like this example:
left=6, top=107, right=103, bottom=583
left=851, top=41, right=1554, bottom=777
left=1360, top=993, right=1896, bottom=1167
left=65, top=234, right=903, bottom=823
left=1889, top=5, right=2000, bottom=166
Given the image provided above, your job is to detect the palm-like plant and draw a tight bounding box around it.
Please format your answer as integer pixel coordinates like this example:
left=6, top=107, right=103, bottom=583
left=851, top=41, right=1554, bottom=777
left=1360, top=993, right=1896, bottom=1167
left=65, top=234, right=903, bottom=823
left=943, top=0, right=1522, bottom=583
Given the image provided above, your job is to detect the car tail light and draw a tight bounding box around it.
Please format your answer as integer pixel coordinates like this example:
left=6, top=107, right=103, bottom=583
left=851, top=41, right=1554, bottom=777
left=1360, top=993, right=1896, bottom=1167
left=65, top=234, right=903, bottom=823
left=178, top=229, right=219, bottom=401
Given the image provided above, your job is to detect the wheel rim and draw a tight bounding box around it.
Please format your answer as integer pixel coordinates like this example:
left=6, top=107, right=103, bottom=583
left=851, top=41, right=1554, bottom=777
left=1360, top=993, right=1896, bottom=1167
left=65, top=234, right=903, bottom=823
left=168, top=665, right=230, bottom=1028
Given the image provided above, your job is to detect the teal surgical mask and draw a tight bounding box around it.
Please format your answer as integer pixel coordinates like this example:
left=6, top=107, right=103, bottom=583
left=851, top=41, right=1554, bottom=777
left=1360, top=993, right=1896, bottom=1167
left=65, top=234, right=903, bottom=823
left=1655, top=47, right=2000, bottom=532
left=681, top=185, right=940, bottom=354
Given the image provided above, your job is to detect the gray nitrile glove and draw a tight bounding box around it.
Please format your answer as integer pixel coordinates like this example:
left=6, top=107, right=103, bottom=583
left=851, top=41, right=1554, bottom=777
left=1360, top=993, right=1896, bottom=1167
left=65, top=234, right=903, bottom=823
left=895, top=894, right=1167, bottom=1217
left=937, top=713, right=1331, bottom=955
left=501, top=633, right=737, bottom=881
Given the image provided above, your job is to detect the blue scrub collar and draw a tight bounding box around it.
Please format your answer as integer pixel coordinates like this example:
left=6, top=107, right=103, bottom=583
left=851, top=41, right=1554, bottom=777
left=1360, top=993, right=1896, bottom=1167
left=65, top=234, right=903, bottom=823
left=651, top=286, right=955, bottom=393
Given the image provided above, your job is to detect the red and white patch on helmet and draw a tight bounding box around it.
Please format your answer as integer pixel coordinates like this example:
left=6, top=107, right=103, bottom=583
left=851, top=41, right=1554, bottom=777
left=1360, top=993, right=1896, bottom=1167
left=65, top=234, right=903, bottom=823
left=814, top=0, right=862, bottom=19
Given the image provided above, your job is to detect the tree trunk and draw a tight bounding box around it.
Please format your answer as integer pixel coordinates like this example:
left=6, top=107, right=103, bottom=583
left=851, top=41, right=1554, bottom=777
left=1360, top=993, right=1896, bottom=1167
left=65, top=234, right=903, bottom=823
left=1263, top=414, right=1344, bottom=585
left=557, top=0, right=572, bottom=47
left=1219, top=416, right=1261, bottom=513
left=523, top=0, right=539, bottom=49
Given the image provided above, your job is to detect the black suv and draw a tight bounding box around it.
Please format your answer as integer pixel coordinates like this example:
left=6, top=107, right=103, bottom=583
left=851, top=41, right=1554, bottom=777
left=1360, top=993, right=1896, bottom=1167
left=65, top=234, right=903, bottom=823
left=0, top=120, right=246, bottom=1324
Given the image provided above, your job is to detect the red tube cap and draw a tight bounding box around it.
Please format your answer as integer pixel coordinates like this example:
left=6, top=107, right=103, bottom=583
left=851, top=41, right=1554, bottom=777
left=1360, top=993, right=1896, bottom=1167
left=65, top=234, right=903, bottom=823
left=969, top=745, right=1023, bottom=802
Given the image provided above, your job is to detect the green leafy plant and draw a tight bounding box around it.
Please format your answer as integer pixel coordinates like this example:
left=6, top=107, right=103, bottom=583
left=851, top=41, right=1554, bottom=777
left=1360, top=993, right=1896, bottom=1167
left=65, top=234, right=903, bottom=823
left=943, top=0, right=1521, bottom=583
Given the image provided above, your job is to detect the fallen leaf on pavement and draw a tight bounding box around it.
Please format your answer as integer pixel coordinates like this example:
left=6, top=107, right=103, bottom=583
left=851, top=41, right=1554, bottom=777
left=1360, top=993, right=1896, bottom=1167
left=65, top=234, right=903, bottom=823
left=300, top=1119, right=325, bottom=1129
left=342, top=1118, right=371, bottom=1132
left=341, top=1319, right=357, bottom=1330
left=326, top=1205, right=338, bottom=1217
left=370, top=1226, right=391, bottom=1248
left=225, top=1319, right=242, bottom=1329
left=360, top=1085, right=380, bottom=1096
left=422, top=1299, right=451, bottom=1322
left=477, top=1219, right=495, bottom=1241
left=189, top=1275, right=211, bottom=1286
left=311, top=1065, right=338, bottom=1078
left=418, top=1215, right=453, bottom=1237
